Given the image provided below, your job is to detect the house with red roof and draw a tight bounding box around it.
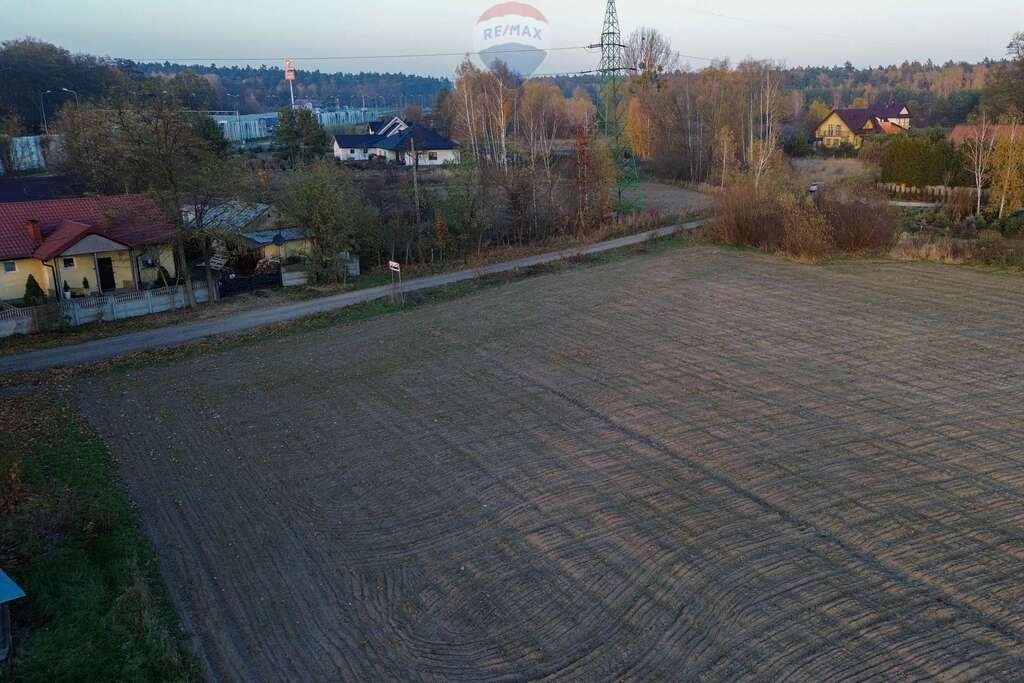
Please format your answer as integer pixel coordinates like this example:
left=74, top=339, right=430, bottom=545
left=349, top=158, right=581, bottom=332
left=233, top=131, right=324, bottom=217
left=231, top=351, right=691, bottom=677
left=0, top=195, right=178, bottom=303
left=815, top=102, right=911, bottom=149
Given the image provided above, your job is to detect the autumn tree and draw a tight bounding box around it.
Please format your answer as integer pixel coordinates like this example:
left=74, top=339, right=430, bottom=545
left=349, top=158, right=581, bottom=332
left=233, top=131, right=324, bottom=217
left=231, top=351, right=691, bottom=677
left=276, top=161, right=377, bottom=283
left=56, top=86, right=234, bottom=306
left=989, top=111, right=1024, bottom=218
left=626, top=97, right=655, bottom=159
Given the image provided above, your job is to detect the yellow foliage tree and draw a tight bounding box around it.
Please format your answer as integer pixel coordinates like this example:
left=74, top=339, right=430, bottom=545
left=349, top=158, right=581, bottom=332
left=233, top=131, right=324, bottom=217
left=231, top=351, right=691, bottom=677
left=626, top=97, right=655, bottom=159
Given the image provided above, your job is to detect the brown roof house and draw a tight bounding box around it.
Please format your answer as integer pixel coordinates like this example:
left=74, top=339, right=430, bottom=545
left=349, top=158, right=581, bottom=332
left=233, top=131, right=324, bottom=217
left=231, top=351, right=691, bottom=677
left=815, top=101, right=911, bottom=149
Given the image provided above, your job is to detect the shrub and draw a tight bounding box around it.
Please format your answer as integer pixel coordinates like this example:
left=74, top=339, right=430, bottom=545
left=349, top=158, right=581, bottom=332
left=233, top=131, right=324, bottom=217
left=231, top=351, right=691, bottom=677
left=815, top=187, right=895, bottom=252
left=946, top=187, right=974, bottom=223
left=780, top=194, right=832, bottom=261
left=707, top=176, right=786, bottom=250
left=23, top=273, right=45, bottom=304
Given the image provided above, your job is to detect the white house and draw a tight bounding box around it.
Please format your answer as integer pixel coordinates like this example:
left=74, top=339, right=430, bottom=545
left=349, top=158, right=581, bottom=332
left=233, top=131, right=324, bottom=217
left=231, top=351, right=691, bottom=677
left=333, top=117, right=459, bottom=166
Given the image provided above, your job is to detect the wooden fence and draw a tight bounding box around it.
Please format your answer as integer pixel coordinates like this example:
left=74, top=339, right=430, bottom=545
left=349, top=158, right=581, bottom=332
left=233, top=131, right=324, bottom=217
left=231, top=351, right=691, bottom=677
left=0, top=284, right=213, bottom=339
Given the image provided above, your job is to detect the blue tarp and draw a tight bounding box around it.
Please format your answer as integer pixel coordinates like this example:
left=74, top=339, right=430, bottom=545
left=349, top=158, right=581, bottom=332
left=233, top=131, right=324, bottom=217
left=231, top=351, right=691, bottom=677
left=0, top=570, right=25, bottom=604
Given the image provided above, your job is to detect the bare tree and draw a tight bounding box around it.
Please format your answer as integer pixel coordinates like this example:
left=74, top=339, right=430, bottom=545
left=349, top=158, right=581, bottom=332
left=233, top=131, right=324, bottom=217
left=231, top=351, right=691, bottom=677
left=749, top=63, right=782, bottom=192
left=961, top=110, right=999, bottom=215
left=623, top=28, right=679, bottom=87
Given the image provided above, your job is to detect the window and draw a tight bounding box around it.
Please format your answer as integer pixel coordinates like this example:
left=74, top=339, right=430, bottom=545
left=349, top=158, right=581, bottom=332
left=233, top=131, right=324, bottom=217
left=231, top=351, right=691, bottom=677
left=428, top=151, right=438, bottom=161
left=2, top=261, right=15, bottom=273
left=63, top=257, right=76, bottom=268
left=350, top=149, right=356, bottom=154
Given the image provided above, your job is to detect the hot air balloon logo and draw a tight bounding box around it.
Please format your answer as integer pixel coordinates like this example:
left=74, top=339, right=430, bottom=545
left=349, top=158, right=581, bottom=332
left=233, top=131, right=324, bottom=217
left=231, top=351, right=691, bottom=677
left=472, top=2, right=551, bottom=77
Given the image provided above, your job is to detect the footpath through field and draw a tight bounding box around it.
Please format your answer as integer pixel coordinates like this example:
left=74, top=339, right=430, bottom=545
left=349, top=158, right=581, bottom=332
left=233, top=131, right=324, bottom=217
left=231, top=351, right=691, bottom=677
left=1, top=221, right=702, bottom=374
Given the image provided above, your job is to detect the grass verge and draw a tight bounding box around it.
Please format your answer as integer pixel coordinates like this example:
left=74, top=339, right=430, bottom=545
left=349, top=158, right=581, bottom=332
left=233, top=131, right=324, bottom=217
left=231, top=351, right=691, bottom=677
left=0, top=393, right=199, bottom=681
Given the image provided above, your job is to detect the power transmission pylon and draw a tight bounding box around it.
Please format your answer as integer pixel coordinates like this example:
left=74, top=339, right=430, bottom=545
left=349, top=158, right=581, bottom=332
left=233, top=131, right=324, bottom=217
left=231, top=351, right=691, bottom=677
left=591, top=0, right=639, bottom=211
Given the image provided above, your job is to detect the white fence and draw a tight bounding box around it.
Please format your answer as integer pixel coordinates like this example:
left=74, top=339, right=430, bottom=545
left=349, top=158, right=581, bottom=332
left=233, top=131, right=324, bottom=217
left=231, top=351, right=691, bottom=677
left=0, top=284, right=212, bottom=338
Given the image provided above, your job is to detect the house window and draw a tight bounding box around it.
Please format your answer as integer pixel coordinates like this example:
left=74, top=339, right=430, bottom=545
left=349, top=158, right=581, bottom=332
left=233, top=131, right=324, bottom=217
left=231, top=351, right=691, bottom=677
left=350, top=149, right=356, bottom=154
left=428, top=151, right=438, bottom=161
left=2, top=261, right=15, bottom=273
left=63, top=257, right=76, bottom=268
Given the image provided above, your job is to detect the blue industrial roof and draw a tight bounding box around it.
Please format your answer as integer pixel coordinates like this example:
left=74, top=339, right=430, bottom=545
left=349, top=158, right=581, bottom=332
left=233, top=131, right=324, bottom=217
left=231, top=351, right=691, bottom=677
left=0, top=569, right=25, bottom=604
left=243, top=228, right=307, bottom=246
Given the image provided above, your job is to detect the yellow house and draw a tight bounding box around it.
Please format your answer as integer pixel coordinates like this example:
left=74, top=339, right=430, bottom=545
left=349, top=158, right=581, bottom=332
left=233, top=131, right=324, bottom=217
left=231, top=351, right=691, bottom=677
left=0, top=195, right=178, bottom=303
left=815, top=102, right=911, bottom=149
left=241, top=228, right=311, bottom=261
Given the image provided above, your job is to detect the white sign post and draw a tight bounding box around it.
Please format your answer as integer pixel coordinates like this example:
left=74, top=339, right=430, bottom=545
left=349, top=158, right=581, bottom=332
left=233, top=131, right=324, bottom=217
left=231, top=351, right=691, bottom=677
left=388, top=260, right=403, bottom=304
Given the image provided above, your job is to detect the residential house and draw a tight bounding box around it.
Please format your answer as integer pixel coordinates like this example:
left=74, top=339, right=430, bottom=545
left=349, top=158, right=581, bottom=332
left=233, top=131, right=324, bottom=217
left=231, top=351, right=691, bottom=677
left=333, top=117, right=459, bottom=165
left=242, top=228, right=310, bottom=261
left=815, top=102, right=912, bottom=149
left=184, top=200, right=314, bottom=266
left=0, top=195, right=178, bottom=303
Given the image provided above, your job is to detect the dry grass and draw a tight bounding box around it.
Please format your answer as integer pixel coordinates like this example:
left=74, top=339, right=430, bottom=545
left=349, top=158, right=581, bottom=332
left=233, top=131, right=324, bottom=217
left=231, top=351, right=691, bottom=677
left=816, top=187, right=895, bottom=253
left=891, top=233, right=1024, bottom=268
left=709, top=177, right=895, bottom=261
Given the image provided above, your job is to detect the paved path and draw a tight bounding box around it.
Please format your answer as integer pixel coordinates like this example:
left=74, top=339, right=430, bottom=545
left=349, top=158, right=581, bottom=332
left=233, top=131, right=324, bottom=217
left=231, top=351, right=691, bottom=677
left=1, top=221, right=701, bottom=374
left=890, top=199, right=940, bottom=208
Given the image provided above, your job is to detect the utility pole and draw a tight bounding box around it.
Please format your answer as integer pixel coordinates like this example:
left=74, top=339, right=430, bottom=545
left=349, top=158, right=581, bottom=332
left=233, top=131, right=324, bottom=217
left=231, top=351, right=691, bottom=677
left=410, top=136, right=421, bottom=228
left=590, top=0, right=638, bottom=210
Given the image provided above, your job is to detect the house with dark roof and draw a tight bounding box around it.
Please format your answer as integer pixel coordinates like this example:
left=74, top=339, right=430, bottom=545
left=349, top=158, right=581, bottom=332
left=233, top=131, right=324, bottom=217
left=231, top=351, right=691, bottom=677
left=0, top=195, right=178, bottom=302
left=815, top=102, right=911, bottom=149
left=333, top=117, right=460, bottom=166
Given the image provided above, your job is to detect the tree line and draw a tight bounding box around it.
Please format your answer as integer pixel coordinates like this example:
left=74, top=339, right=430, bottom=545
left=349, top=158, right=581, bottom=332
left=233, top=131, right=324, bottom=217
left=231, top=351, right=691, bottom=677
left=0, top=37, right=451, bottom=134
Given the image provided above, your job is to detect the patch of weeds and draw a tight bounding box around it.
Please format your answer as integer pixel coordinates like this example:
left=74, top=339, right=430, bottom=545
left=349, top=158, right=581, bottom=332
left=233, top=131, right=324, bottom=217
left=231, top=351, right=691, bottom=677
left=0, top=395, right=199, bottom=682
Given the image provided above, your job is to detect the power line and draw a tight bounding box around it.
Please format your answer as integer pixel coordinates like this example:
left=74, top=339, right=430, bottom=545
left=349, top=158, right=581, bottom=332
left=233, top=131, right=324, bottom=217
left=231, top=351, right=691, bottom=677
left=135, top=45, right=597, bottom=64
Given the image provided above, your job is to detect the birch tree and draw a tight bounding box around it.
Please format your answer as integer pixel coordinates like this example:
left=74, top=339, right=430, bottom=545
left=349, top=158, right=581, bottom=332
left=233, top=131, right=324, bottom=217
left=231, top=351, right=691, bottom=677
left=961, top=110, right=999, bottom=215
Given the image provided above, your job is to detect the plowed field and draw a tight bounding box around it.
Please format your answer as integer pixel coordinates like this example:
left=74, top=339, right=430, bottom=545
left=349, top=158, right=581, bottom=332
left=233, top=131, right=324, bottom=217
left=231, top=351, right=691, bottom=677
left=79, top=246, right=1024, bottom=680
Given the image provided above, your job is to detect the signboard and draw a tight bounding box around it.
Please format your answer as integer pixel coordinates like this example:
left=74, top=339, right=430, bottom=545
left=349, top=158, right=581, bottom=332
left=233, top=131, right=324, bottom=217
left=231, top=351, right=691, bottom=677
left=284, top=59, right=296, bottom=81
left=388, top=260, right=401, bottom=273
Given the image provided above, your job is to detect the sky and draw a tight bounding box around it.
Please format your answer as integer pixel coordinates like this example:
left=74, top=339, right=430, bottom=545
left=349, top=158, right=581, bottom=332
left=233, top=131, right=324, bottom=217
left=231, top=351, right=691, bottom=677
left=4, top=0, right=1022, bottom=77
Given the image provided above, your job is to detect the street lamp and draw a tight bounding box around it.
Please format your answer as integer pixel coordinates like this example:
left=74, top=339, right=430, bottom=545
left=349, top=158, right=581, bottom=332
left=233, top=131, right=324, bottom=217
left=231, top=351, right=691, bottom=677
left=61, top=87, right=80, bottom=105
left=39, top=90, right=53, bottom=135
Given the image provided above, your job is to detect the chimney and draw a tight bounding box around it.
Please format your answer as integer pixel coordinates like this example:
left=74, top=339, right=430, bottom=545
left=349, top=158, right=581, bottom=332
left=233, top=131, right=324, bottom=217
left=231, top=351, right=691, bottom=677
left=26, top=219, right=42, bottom=242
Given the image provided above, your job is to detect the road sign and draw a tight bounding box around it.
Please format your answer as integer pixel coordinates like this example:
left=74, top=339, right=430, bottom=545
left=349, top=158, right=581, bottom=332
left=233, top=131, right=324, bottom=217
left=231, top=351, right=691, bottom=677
left=284, top=59, right=296, bottom=81
left=388, top=260, right=401, bottom=273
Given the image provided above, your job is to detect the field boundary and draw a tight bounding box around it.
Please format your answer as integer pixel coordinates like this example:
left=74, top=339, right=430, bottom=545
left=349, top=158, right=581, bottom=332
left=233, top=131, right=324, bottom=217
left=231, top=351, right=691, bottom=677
left=0, top=220, right=703, bottom=374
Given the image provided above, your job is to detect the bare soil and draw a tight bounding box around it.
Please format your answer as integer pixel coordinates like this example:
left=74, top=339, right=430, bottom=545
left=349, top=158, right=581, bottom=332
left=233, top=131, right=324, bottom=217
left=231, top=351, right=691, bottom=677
left=77, top=246, right=1024, bottom=680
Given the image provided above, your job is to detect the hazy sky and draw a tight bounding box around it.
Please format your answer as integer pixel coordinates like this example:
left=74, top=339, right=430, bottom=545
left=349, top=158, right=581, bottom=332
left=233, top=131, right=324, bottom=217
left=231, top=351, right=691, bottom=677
left=5, top=0, right=1021, bottom=77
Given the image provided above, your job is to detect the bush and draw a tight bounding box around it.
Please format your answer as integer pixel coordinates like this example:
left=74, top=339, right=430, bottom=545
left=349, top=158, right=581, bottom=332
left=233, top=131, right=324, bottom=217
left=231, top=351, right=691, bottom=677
left=23, top=273, right=45, bottom=305
left=780, top=194, right=832, bottom=261
left=707, top=176, right=786, bottom=250
left=946, top=187, right=974, bottom=223
left=815, top=187, right=895, bottom=252
left=710, top=175, right=894, bottom=259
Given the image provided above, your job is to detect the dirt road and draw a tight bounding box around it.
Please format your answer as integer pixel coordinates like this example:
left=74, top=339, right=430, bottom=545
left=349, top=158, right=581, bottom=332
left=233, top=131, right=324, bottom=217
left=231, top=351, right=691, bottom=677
left=79, top=246, right=1024, bottom=680
left=1, top=223, right=698, bottom=374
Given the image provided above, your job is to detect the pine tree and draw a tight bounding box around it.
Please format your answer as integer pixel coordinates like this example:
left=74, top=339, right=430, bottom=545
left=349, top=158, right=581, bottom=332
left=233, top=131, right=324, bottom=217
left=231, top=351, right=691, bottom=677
left=23, top=273, right=45, bottom=305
